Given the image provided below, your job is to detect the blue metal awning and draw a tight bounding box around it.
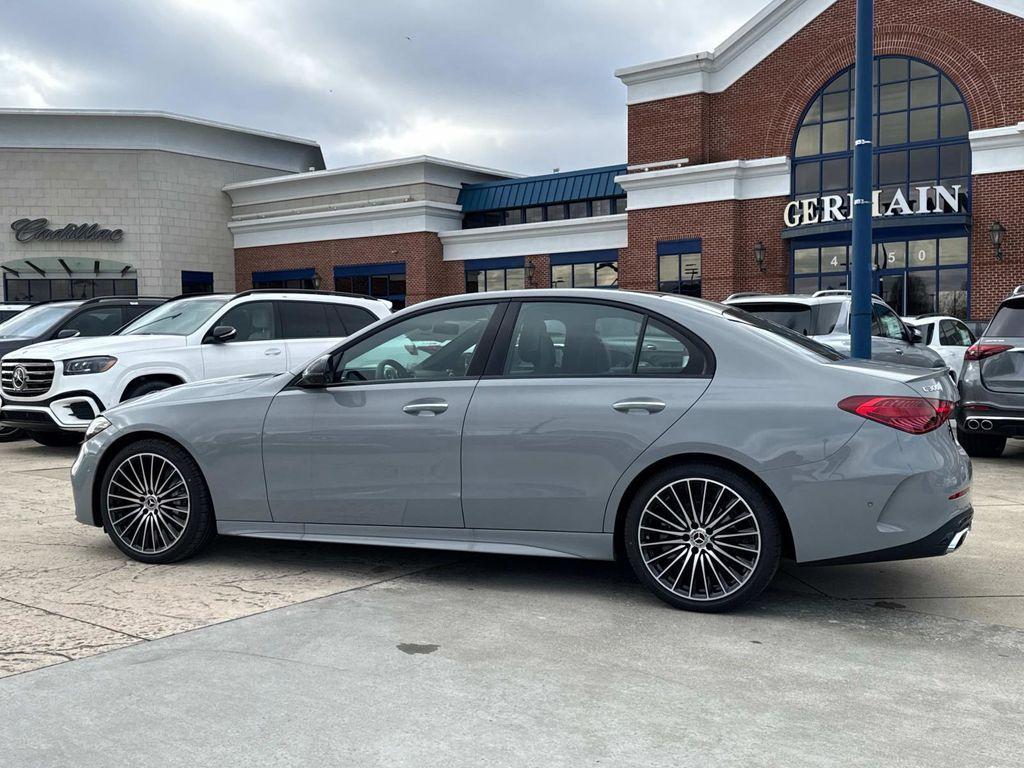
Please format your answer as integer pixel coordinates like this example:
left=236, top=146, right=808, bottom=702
left=463, top=257, right=525, bottom=271
left=549, top=249, right=620, bottom=266
left=458, top=165, right=627, bottom=212
left=334, top=262, right=405, bottom=277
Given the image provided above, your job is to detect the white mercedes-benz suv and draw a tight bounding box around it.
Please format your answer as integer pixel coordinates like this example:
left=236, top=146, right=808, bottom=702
left=0, top=290, right=391, bottom=445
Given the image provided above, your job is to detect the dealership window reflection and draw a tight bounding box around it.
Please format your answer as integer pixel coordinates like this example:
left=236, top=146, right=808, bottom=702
left=4, top=278, right=138, bottom=302
left=658, top=253, right=702, bottom=297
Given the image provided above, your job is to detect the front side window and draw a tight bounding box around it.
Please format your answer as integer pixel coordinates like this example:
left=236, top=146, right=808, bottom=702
left=121, top=297, right=230, bottom=336
left=872, top=304, right=906, bottom=340
left=504, top=302, right=643, bottom=376
left=331, top=303, right=496, bottom=383
left=213, top=301, right=277, bottom=342
left=60, top=307, right=126, bottom=337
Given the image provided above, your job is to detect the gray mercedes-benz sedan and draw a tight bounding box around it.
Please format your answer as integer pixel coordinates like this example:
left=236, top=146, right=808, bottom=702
left=71, top=290, right=972, bottom=612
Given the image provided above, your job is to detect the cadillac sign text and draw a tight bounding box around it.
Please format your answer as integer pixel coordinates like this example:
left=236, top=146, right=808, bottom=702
left=11, top=218, right=124, bottom=244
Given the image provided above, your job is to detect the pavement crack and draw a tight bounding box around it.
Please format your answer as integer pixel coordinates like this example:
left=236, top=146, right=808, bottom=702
left=0, top=595, right=149, bottom=642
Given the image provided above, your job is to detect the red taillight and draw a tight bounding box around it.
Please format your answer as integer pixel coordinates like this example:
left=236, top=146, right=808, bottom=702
left=965, top=343, right=1012, bottom=361
left=838, top=395, right=954, bottom=434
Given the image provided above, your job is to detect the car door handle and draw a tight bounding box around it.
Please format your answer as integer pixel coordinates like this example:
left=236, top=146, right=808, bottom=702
left=403, top=399, right=449, bottom=415
left=612, top=398, right=666, bottom=414
left=264, top=348, right=283, bottom=356
left=894, top=347, right=905, bottom=355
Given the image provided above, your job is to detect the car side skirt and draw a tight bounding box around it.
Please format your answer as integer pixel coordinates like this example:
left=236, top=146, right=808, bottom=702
left=216, top=521, right=616, bottom=561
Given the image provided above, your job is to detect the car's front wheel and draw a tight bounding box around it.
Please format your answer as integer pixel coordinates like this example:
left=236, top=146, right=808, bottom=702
left=624, top=463, right=782, bottom=612
left=100, top=439, right=216, bottom=563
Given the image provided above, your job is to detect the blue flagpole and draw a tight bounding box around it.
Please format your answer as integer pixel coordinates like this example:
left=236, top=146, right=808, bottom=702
left=849, top=0, right=874, bottom=359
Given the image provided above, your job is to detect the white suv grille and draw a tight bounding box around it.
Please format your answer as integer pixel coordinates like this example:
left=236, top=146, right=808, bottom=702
left=1, top=359, right=56, bottom=396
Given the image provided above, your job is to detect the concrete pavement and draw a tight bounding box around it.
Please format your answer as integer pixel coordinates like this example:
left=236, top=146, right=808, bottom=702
left=0, top=440, right=1022, bottom=766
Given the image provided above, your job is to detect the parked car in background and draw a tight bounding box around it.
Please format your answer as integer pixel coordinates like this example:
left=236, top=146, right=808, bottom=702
left=0, top=303, right=31, bottom=324
left=0, top=296, right=165, bottom=443
left=903, top=314, right=977, bottom=381
left=71, top=290, right=971, bottom=613
left=957, top=286, right=1024, bottom=457
left=1, top=290, right=390, bottom=446
left=724, top=290, right=949, bottom=373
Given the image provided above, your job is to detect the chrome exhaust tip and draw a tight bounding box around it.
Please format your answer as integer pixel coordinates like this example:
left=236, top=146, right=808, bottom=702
left=947, top=527, right=970, bottom=552
left=981, top=420, right=993, bottom=431
left=966, top=419, right=980, bottom=430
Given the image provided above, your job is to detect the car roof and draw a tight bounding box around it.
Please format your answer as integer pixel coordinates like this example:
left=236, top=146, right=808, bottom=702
left=165, top=289, right=391, bottom=310
left=724, top=294, right=844, bottom=306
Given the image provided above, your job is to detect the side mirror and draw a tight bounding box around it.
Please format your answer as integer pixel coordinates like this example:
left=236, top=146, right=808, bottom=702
left=298, top=354, right=331, bottom=388
left=909, top=327, right=923, bottom=344
left=56, top=329, right=81, bottom=339
left=208, top=325, right=237, bottom=343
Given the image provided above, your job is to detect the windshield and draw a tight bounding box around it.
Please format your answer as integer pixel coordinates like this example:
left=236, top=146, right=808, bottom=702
left=735, top=302, right=842, bottom=336
left=986, top=301, right=1024, bottom=337
left=0, top=304, right=77, bottom=339
left=119, top=297, right=230, bottom=336
left=724, top=307, right=846, bottom=361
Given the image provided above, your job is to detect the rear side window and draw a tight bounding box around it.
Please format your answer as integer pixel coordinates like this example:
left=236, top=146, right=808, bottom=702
left=60, top=307, right=126, bottom=337
left=987, top=302, right=1024, bottom=337
left=637, top=320, right=706, bottom=375
left=736, top=302, right=842, bottom=336
left=279, top=301, right=331, bottom=339
left=333, top=305, right=378, bottom=335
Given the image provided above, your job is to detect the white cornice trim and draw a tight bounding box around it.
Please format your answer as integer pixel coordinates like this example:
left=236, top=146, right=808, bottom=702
left=439, top=215, right=627, bottom=262
left=970, top=122, right=1024, bottom=175
left=615, top=157, right=790, bottom=210
left=615, top=0, right=837, bottom=103
left=229, top=200, right=463, bottom=248
left=973, top=1, right=1024, bottom=19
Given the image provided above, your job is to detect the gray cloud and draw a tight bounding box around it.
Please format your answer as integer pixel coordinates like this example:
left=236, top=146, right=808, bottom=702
left=0, top=0, right=767, bottom=173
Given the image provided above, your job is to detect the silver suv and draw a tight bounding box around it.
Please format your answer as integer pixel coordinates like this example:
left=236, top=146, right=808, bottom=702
left=956, top=285, right=1024, bottom=457
left=724, top=290, right=948, bottom=371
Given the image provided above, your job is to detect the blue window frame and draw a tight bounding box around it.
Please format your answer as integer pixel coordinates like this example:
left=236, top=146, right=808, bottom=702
left=464, top=257, right=525, bottom=293
left=549, top=249, right=619, bottom=288
left=657, top=239, right=702, bottom=297
left=181, top=270, right=213, bottom=295
left=334, top=263, right=406, bottom=309
left=790, top=56, right=971, bottom=318
left=252, top=268, right=317, bottom=290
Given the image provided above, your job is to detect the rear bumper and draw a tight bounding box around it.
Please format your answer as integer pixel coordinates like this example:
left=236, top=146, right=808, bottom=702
left=803, top=508, right=973, bottom=566
left=958, top=406, right=1024, bottom=439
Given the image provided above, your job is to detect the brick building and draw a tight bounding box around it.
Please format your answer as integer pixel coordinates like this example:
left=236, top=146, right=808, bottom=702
left=226, top=0, right=1024, bottom=320
left=8, top=0, right=1023, bottom=320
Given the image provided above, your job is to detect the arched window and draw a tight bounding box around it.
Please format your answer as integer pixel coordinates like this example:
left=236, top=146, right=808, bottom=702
left=789, top=56, right=971, bottom=318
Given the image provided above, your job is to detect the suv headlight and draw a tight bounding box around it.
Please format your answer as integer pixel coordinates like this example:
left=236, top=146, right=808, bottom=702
left=64, top=356, right=117, bottom=376
left=84, top=416, right=112, bottom=441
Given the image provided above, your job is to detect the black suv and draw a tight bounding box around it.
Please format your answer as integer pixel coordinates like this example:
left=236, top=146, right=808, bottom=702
left=0, top=296, right=165, bottom=442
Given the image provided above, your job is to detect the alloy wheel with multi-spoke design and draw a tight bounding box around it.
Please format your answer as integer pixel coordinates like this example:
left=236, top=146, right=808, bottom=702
left=106, top=452, right=191, bottom=555
left=637, top=477, right=761, bottom=602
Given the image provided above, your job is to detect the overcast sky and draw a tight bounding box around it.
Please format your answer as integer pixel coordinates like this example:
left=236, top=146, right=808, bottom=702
left=0, top=0, right=775, bottom=174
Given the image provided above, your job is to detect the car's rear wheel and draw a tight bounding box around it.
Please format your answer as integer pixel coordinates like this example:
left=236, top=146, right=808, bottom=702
left=624, top=463, right=781, bottom=612
left=0, top=425, right=24, bottom=442
left=26, top=430, right=83, bottom=447
left=100, top=439, right=216, bottom=563
left=957, top=430, right=1006, bottom=458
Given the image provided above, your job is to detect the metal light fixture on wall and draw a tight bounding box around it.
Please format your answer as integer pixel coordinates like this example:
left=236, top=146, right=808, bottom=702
left=311, top=272, right=322, bottom=290
left=525, top=262, right=536, bottom=287
left=989, top=221, right=1007, bottom=261
left=753, top=241, right=767, bottom=272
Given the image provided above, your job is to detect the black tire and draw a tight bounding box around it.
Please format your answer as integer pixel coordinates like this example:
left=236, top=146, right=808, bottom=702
left=122, top=379, right=175, bottom=402
left=26, top=430, right=83, bottom=447
left=99, top=438, right=216, bottom=564
left=624, top=463, right=782, bottom=613
left=0, top=426, right=24, bottom=442
left=957, top=430, right=1006, bottom=458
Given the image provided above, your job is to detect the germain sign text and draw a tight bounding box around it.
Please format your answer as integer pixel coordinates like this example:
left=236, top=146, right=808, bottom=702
left=783, top=184, right=964, bottom=228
